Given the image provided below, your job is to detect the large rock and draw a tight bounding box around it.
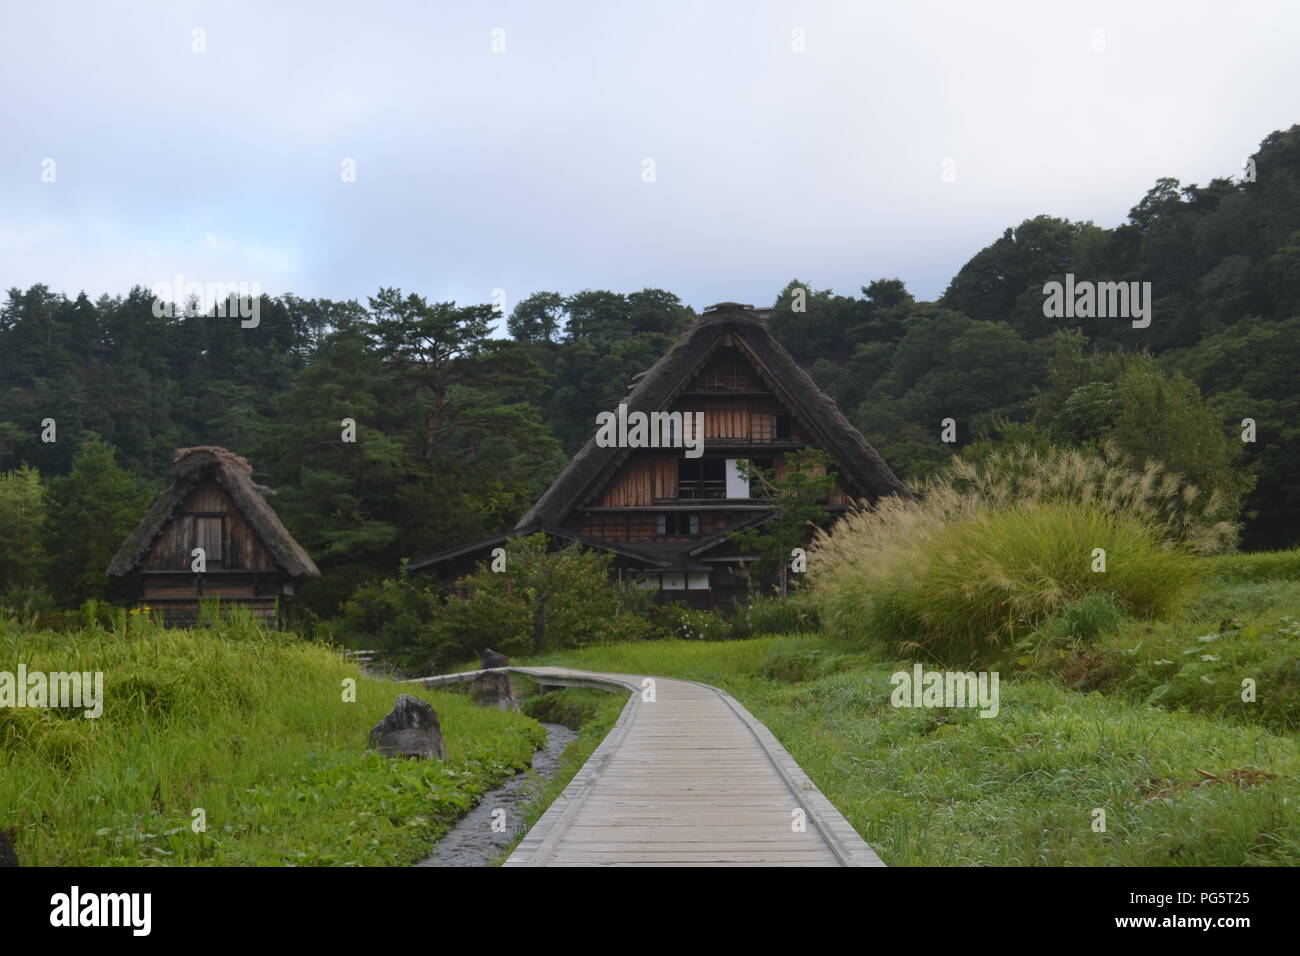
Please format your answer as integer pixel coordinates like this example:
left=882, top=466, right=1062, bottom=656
left=368, top=694, right=447, bottom=760
left=479, top=648, right=509, bottom=669
left=468, top=670, right=519, bottom=711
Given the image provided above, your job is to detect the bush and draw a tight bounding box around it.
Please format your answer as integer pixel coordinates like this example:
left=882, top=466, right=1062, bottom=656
left=811, top=448, right=1204, bottom=662
left=341, top=577, right=437, bottom=654
left=642, top=602, right=733, bottom=641
left=27, top=599, right=121, bottom=634
left=0, top=585, right=55, bottom=624
left=729, top=594, right=819, bottom=638
left=429, top=537, right=652, bottom=661
left=671, top=607, right=731, bottom=641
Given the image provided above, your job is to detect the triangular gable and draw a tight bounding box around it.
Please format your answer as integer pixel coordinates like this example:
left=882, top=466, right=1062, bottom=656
left=516, top=304, right=908, bottom=529
left=108, top=447, right=321, bottom=579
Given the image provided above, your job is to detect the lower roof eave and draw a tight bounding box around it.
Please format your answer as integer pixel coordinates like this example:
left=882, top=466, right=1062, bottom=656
left=408, top=524, right=674, bottom=573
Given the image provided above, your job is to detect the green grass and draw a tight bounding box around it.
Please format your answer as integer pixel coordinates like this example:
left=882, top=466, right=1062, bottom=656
left=1021, top=558, right=1300, bottom=732
left=1202, top=548, right=1300, bottom=583
left=8, top=547, right=1296, bottom=867
left=529, top=618, right=1300, bottom=865
left=0, top=613, right=545, bottom=866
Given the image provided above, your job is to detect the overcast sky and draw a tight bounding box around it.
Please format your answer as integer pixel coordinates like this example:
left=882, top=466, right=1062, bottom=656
left=3, top=0, right=1298, bottom=325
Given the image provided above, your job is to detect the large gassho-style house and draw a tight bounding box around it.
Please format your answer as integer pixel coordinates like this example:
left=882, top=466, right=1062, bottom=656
left=107, top=446, right=320, bottom=626
left=410, top=302, right=907, bottom=609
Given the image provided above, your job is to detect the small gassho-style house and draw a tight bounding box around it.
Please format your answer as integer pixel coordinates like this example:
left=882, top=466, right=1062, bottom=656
left=410, top=302, right=907, bottom=609
left=107, top=446, right=320, bottom=626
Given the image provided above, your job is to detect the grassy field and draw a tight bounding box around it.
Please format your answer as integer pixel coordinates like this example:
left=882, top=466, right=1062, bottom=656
left=527, top=551, right=1300, bottom=866
left=0, top=612, right=547, bottom=866
left=4, top=547, right=1296, bottom=867
left=1020, top=566, right=1300, bottom=732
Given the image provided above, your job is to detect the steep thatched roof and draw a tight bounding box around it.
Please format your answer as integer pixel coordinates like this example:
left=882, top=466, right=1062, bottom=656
left=516, top=303, right=909, bottom=528
left=107, top=446, right=321, bottom=579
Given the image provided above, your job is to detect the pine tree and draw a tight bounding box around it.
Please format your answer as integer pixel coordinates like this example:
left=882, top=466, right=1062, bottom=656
left=44, top=438, right=149, bottom=606
left=0, top=464, right=48, bottom=594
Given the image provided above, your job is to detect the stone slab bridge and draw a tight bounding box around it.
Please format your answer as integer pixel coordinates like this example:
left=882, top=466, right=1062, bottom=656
left=407, top=665, right=885, bottom=867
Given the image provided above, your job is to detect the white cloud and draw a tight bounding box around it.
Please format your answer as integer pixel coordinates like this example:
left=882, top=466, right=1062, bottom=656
left=1, top=0, right=1297, bottom=310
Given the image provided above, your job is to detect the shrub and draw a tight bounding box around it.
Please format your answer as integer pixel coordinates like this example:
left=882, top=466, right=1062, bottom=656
left=0, top=585, right=55, bottom=625
left=810, top=447, right=1205, bottom=662
left=25, top=599, right=120, bottom=634
left=643, top=602, right=722, bottom=641
left=669, top=607, right=732, bottom=641
left=729, top=594, right=819, bottom=638
left=434, top=537, right=651, bottom=658
left=341, top=577, right=437, bottom=654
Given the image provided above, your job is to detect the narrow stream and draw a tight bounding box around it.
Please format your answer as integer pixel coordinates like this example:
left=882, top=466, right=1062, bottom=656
left=415, top=721, right=578, bottom=867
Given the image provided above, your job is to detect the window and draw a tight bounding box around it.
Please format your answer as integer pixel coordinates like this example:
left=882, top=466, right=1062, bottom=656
left=677, top=458, right=725, bottom=499
left=773, top=415, right=792, bottom=440
left=655, top=513, right=700, bottom=537
left=699, top=347, right=751, bottom=390
left=725, top=459, right=750, bottom=498
left=194, top=516, right=223, bottom=566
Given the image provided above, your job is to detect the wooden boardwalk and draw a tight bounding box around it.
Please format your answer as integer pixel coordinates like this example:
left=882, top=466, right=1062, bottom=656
left=412, top=665, right=884, bottom=867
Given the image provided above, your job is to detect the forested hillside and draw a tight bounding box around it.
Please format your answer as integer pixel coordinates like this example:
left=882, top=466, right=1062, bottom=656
left=766, top=125, right=1300, bottom=548
left=3, top=124, right=1297, bottom=616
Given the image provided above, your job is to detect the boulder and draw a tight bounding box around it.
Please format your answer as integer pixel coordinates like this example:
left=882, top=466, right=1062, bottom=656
left=479, top=648, right=509, bottom=669
left=368, top=694, right=447, bottom=760
left=468, top=670, right=519, bottom=711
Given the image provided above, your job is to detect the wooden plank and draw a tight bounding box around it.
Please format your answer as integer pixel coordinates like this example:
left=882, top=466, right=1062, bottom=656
left=407, top=664, right=884, bottom=867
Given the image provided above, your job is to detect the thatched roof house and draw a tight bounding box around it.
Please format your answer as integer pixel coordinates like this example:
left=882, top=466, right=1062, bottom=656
left=108, top=446, right=319, bottom=626
left=411, top=302, right=907, bottom=608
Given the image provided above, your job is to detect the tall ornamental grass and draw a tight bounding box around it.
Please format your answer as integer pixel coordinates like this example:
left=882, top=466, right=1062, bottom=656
left=809, top=446, right=1219, bottom=661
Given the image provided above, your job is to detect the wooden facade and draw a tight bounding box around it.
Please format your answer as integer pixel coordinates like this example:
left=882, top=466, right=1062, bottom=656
left=563, top=338, right=842, bottom=606
left=410, top=303, right=908, bottom=609
left=108, top=447, right=320, bottom=626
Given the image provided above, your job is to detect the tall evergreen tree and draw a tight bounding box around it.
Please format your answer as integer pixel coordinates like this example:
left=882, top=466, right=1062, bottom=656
left=43, top=438, right=148, bottom=606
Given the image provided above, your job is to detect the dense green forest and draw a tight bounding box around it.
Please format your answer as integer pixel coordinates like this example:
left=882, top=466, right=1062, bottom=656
left=3, top=124, right=1298, bottom=617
